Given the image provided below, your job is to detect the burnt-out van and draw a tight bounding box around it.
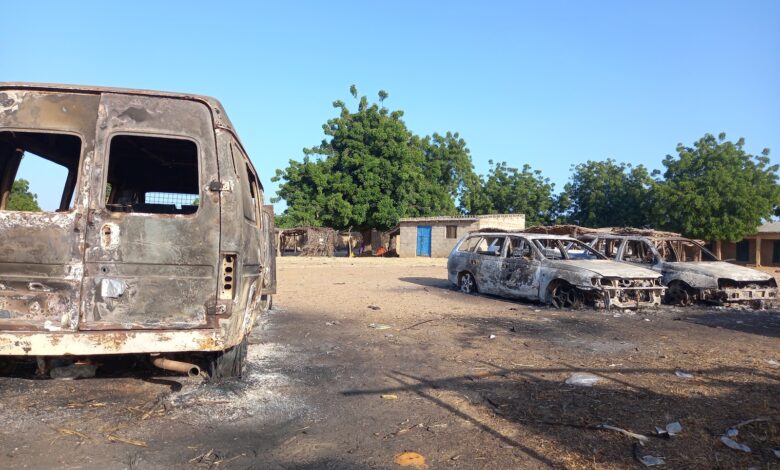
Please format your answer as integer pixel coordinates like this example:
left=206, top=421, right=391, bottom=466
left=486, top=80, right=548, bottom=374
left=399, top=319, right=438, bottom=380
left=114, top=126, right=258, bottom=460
left=0, top=83, right=275, bottom=379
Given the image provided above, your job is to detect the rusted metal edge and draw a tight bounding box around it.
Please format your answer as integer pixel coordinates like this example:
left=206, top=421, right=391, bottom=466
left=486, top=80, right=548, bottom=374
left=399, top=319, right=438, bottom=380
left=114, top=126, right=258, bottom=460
left=0, top=329, right=225, bottom=356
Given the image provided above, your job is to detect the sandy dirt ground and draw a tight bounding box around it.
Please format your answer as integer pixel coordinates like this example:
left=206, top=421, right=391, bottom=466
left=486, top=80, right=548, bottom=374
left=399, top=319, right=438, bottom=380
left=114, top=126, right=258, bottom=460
left=0, top=257, right=778, bottom=469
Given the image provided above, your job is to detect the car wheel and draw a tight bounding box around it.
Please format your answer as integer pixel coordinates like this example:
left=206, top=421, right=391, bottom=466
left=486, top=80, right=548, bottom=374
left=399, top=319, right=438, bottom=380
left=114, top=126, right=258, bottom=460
left=207, top=336, right=248, bottom=381
left=550, top=282, right=584, bottom=309
left=665, top=282, right=693, bottom=306
left=459, top=272, right=477, bottom=294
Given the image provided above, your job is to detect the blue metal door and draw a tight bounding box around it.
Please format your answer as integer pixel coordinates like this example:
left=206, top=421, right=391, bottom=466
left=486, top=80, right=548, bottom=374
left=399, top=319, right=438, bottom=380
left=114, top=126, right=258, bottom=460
left=416, top=225, right=432, bottom=256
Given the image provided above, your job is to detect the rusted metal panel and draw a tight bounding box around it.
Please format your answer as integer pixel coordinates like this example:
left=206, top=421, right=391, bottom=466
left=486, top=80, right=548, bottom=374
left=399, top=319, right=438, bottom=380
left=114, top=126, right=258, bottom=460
left=0, top=91, right=98, bottom=331
left=0, top=329, right=225, bottom=355
left=80, top=93, right=220, bottom=330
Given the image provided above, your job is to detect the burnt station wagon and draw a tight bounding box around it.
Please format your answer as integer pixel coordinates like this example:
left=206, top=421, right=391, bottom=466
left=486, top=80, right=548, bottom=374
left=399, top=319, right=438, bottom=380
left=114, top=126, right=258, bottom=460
left=448, top=232, right=665, bottom=309
left=0, top=83, right=275, bottom=378
left=581, top=234, right=778, bottom=306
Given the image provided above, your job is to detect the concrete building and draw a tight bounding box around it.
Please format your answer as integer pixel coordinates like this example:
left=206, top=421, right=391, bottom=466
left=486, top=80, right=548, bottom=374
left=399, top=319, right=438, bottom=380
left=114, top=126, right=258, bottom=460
left=397, top=214, right=526, bottom=257
left=715, top=222, right=780, bottom=267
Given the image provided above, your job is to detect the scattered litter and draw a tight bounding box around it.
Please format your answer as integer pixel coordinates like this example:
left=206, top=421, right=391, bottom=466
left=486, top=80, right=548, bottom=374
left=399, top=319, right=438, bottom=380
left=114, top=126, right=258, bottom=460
left=380, top=394, right=398, bottom=400
left=565, top=372, right=600, bottom=387
left=107, top=434, right=147, bottom=447
left=324, top=321, right=340, bottom=326
left=725, top=427, right=738, bottom=438
left=597, top=424, right=649, bottom=443
left=394, top=451, right=427, bottom=468
left=773, top=449, right=780, bottom=458
left=488, top=334, right=496, bottom=339
left=369, top=323, right=392, bottom=330
left=655, top=421, right=682, bottom=437
left=613, top=313, right=621, bottom=318
left=368, top=305, right=381, bottom=310
left=638, top=454, right=665, bottom=466
left=533, top=309, right=541, bottom=313
left=767, top=359, right=779, bottom=366
left=720, top=436, right=750, bottom=453
left=644, top=318, right=651, bottom=322
left=608, top=363, right=622, bottom=367
left=674, top=370, right=694, bottom=379
left=50, top=362, right=98, bottom=380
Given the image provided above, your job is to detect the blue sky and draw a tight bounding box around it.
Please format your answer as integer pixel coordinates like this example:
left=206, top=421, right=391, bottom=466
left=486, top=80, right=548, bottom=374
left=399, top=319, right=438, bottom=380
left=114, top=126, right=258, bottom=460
left=2, top=1, right=778, bottom=212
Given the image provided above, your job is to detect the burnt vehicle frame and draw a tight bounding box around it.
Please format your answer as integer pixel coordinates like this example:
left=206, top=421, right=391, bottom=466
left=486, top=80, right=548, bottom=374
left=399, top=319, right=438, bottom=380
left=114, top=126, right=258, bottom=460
left=580, top=234, right=778, bottom=306
left=447, top=232, right=665, bottom=309
left=0, top=83, right=276, bottom=378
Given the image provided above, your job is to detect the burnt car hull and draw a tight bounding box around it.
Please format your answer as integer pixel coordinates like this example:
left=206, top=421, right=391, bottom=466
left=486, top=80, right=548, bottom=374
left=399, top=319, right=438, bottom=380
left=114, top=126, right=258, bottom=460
left=582, top=234, right=778, bottom=305
left=0, top=83, right=276, bottom=366
left=448, top=233, right=664, bottom=309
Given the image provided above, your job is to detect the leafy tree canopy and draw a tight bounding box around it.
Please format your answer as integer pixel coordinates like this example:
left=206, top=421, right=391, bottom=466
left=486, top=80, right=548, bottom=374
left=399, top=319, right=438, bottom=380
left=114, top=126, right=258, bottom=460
left=653, top=133, right=779, bottom=241
left=272, top=86, right=477, bottom=231
left=562, top=159, right=655, bottom=228
left=6, top=179, right=41, bottom=212
left=462, top=160, right=556, bottom=226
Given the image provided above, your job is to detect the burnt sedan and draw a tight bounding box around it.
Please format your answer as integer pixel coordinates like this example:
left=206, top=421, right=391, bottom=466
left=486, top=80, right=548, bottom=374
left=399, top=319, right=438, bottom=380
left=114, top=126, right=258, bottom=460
left=581, top=234, right=778, bottom=306
left=447, top=233, right=665, bottom=309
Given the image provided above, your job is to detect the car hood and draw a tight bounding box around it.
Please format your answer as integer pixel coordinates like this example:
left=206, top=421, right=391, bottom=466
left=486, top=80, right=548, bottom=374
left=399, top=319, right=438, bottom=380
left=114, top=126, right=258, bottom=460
left=664, top=262, right=773, bottom=282
left=548, top=260, right=659, bottom=278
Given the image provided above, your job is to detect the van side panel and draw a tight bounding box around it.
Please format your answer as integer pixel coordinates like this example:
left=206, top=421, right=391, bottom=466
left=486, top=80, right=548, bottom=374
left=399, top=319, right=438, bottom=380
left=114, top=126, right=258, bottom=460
left=80, top=94, right=220, bottom=330
left=0, top=90, right=97, bottom=332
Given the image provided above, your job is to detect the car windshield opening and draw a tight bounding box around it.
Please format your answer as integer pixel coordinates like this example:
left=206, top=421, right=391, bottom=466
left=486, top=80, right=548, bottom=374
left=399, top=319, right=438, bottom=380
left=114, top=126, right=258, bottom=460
left=533, top=238, right=605, bottom=260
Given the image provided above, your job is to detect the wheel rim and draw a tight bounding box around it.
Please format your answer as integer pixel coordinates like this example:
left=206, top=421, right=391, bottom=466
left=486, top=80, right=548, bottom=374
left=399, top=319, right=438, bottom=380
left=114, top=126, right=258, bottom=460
left=551, top=284, right=584, bottom=309
left=460, top=274, right=474, bottom=294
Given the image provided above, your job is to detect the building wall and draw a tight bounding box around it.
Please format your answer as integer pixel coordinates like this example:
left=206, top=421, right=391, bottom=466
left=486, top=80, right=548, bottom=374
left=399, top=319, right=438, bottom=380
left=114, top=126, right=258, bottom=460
left=476, top=214, right=526, bottom=231
left=398, top=214, right=525, bottom=257
left=398, top=221, right=476, bottom=257
left=720, top=235, right=780, bottom=266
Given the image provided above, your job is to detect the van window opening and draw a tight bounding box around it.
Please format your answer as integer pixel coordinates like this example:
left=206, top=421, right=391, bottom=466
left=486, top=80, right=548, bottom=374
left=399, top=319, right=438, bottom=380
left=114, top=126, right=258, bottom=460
left=105, top=135, right=199, bottom=215
left=0, top=131, right=82, bottom=212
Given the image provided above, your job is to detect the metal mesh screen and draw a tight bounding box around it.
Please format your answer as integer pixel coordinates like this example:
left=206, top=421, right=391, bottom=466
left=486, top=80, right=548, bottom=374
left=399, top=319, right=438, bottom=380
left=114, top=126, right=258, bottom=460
left=144, top=192, right=199, bottom=208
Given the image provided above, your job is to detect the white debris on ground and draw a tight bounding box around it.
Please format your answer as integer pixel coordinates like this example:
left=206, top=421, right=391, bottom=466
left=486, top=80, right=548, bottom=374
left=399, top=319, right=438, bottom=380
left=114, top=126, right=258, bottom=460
left=166, top=340, right=309, bottom=426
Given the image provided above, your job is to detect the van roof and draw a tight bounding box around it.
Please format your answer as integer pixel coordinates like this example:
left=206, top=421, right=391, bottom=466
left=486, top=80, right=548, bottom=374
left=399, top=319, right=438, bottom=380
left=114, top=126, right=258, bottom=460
left=0, top=81, right=236, bottom=135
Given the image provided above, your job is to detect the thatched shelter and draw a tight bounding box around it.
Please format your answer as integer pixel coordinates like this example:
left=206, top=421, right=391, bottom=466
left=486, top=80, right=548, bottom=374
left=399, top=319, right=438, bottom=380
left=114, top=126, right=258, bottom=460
left=278, top=227, right=338, bottom=256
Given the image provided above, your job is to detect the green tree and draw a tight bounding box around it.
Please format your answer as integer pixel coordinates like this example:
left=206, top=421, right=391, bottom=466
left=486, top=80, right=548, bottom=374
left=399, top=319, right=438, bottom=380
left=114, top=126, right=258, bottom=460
left=272, top=86, right=477, bottom=230
left=462, top=160, right=557, bottom=226
left=653, top=133, right=779, bottom=241
left=562, top=159, right=655, bottom=228
left=6, top=179, right=41, bottom=211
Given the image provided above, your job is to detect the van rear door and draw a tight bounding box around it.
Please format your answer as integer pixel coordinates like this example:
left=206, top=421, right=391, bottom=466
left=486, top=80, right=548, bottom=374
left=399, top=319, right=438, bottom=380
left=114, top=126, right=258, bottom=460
left=0, top=89, right=98, bottom=333
left=80, top=93, right=221, bottom=330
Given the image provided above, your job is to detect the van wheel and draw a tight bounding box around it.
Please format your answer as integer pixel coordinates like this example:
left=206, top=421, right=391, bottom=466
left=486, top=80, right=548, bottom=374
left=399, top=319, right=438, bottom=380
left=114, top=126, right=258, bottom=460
left=550, top=282, right=584, bottom=309
left=259, top=294, right=273, bottom=312
left=207, top=336, right=248, bottom=381
left=459, top=272, right=477, bottom=294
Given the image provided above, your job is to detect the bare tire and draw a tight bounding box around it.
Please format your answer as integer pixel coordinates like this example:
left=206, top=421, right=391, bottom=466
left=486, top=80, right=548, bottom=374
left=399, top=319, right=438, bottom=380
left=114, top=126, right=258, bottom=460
left=459, top=272, right=477, bottom=294
left=259, top=294, right=273, bottom=312
left=207, top=336, right=248, bottom=381
left=550, top=282, right=584, bottom=309
left=665, top=282, right=693, bottom=306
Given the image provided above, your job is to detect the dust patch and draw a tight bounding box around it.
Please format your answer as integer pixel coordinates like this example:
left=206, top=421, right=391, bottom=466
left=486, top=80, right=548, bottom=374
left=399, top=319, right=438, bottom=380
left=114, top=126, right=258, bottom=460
left=166, top=340, right=311, bottom=426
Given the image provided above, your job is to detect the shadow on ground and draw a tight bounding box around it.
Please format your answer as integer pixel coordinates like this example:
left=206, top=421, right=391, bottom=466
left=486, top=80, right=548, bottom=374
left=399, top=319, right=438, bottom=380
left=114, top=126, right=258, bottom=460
left=343, top=363, right=780, bottom=468
left=682, top=309, right=780, bottom=338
